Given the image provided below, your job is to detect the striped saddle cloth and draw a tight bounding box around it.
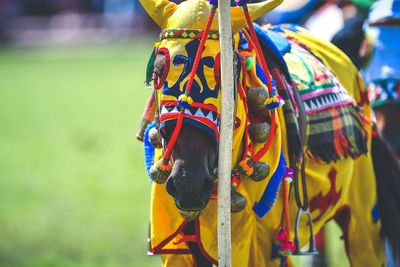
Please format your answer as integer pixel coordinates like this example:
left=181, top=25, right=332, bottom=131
left=256, top=24, right=369, bottom=163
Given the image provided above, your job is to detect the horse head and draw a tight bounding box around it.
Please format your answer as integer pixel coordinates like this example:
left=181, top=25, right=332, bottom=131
left=142, top=0, right=282, bottom=220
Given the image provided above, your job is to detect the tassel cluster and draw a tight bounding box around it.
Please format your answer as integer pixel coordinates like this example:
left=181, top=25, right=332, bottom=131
left=156, top=159, right=172, bottom=174
left=177, top=94, right=193, bottom=109
left=283, top=167, right=294, bottom=183
left=273, top=230, right=296, bottom=257
left=237, top=160, right=254, bottom=178
left=230, top=160, right=254, bottom=190
left=239, top=51, right=255, bottom=70
left=265, top=95, right=285, bottom=110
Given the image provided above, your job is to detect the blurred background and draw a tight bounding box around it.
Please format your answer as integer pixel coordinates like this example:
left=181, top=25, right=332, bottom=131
left=0, top=1, right=168, bottom=266
left=0, top=0, right=370, bottom=266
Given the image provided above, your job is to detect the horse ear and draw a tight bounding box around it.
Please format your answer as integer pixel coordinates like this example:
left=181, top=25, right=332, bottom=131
left=139, top=0, right=177, bottom=28
left=231, top=0, right=283, bottom=33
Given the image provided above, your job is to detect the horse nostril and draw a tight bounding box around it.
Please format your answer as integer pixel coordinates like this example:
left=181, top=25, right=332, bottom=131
left=166, top=178, right=178, bottom=198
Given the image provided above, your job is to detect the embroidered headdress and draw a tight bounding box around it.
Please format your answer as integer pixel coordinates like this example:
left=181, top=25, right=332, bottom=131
left=142, top=0, right=282, bottom=141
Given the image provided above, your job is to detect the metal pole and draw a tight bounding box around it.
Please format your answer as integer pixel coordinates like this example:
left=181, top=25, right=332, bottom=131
left=217, top=1, right=233, bottom=266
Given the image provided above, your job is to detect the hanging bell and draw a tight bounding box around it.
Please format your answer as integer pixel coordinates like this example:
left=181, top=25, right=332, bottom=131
left=148, top=127, right=162, bottom=148
left=250, top=161, right=270, bottom=181
left=248, top=122, right=271, bottom=143
left=149, top=160, right=172, bottom=184
left=231, top=190, right=248, bottom=213
left=247, top=86, right=269, bottom=109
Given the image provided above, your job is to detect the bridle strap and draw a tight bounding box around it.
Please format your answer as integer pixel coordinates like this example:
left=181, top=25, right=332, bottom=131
left=160, top=29, right=220, bottom=40
left=162, top=4, right=218, bottom=162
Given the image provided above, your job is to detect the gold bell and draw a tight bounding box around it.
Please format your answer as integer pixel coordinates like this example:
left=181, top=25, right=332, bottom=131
left=148, top=127, right=162, bottom=148
left=248, top=122, right=271, bottom=143
left=247, top=86, right=269, bottom=109
left=250, top=161, right=270, bottom=182
left=231, top=190, right=247, bottom=213
left=149, top=164, right=170, bottom=184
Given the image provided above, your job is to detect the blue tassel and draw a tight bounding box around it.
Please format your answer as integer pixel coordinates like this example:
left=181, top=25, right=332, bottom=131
left=177, top=100, right=191, bottom=109
left=144, top=121, right=156, bottom=180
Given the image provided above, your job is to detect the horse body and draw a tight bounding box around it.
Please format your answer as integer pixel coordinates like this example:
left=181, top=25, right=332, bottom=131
left=140, top=1, right=400, bottom=266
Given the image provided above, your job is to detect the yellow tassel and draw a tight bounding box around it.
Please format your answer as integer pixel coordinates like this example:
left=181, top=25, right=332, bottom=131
left=178, top=94, right=193, bottom=104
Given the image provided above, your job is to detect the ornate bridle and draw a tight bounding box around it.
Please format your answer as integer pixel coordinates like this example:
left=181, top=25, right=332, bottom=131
left=150, top=0, right=283, bottom=185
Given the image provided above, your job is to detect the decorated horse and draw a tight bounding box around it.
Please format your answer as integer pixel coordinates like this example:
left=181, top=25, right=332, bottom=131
left=137, top=0, right=400, bottom=266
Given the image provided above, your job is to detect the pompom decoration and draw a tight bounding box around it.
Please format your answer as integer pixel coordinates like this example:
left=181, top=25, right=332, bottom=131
left=273, top=230, right=296, bottom=257
left=229, top=160, right=253, bottom=190
left=239, top=51, right=255, bottom=70
left=156, top=159, right=172, bottom=175
left=283, top=167, right=294, bottom=183
left=207, top=0, right=218, bottom=7
left=246, top=57, right=254, bottom=69
left=265, top=95, right=285, bottom=110
left=177, top=94, right=193, bottom=109
left=237, top=160, right=254, bottom=177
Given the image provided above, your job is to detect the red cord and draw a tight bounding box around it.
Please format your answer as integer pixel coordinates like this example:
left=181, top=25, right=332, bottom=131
left=253, top=112, right=276, bottom=161
left=163, top=112, right=185, bottom=160
left=162, top=7, right=216, bottom=161
left=240, top=59, right=251, bottom=161
left=185, top=8, right=216, bottom=93
left=243, top=8, right=273, bottom=92
left=242, top=5, right=277, bottom=162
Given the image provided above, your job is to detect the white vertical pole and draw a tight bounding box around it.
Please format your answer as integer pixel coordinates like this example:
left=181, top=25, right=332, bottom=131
left=217, top=1, right=233, bottom=267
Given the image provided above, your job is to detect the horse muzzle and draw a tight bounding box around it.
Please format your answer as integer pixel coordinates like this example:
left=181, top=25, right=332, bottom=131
left=178, top=209, right=203, bottom=221
left=166, top=173, right=214, bottom=216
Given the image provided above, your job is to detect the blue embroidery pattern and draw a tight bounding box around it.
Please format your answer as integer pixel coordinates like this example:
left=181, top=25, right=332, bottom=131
left=163, top=39, right=219, bottom=103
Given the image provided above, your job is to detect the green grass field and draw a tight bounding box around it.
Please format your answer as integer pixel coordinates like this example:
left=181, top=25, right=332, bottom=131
left=0, top=40, right=161, bottom=267
left=0, top=39, right=349, bottom=267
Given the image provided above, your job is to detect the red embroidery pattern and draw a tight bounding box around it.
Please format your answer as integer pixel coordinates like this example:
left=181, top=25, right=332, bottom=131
left=310, top=168, right=342, bottom=222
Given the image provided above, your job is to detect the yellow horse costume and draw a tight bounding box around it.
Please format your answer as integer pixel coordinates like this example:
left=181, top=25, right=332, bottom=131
left=139, top=0, right=395, bottom=266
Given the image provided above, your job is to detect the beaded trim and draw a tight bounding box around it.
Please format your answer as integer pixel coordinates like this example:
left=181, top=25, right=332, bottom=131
left=160, top=29, right=220, bottom=40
